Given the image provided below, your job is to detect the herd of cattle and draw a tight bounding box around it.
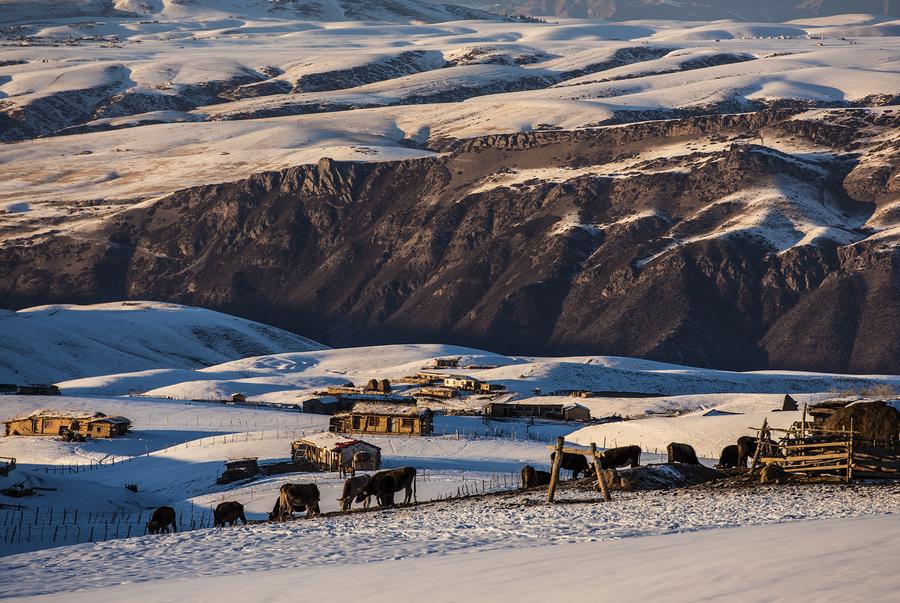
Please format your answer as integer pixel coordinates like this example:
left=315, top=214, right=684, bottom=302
left=521, top=438, right=772, bottom=488
left=144, top=437, right=769, bottom=535
left=144, top=466, right=418, bottom=534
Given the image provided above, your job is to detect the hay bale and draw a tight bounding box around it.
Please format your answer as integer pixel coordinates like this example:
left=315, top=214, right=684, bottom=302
left=822, top=401, right=899, bottom=442
left=606, top=464, right=725, bottom=491
left=760, top=463, right=789, bottom=485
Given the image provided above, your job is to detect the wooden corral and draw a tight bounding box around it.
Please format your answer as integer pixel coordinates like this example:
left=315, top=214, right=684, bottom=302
left=291, top=432, right=381, bottom=471
left=485, top=400, right=591, bottom=422
left=757, top=401, right=900, bottom=481
left=329, top=402, right=433, bottom=436
left=4, top=410, right=131, bottom=438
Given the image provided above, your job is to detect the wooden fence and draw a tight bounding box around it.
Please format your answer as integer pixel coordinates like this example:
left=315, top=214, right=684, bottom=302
left=756, top=418, right=900, bottom=481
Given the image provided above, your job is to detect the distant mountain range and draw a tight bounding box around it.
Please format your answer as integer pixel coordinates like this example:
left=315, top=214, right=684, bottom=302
left=472, top=0, right=899, bottom=20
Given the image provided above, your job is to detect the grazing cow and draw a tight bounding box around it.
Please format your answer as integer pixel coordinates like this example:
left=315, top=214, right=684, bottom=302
left=667, top=442, right=700, bottom=465
left=717, top=444, right=739, bottom=469
left=598, top=445, right=641, bottom=470
left=339, top=475, right=373, bottom=512
left=521, top=464, right=551, bottom=489
left=213, top=501, right=247, bottom=528
left=549, top=451, right=591, bottom=479
left=146, top=506, right=177, bottom=534
left=355, top=467, right=416, bottom=505
left=277, top=483, right=321, bottom=520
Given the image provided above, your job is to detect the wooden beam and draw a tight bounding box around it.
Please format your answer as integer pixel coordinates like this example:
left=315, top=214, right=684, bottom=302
left=547, top=436, right=564, bottom=503
left=591, top=442, right=611, bottom=502
left=780, top=441, right=851, bottom=451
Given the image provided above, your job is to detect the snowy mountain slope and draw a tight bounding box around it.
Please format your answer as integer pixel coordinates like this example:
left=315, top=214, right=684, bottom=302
left=477, top=1, right=900, bottom=21
left=0, top=0, right=496, bottom=25
left=0, top=302, right=326, bottom=383
left=1, top=13, right=900, bottom=372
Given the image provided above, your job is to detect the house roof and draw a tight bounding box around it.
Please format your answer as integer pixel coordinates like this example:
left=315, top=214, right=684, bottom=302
left=6, top=409, right=131, bottom=424
left=347, top=402, right=430, bottom=417
left=294, top=431, right=380, bottom=451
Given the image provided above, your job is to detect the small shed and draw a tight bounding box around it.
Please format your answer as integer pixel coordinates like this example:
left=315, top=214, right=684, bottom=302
left=230, top=393, right=247, bottom=404
left=329, top=402, right=434, bottom=436
left=298, top=395, right=354, bottom=415
left=291, top=432, right=381, bottom=471
left=4, top=410, right=131, bottom=438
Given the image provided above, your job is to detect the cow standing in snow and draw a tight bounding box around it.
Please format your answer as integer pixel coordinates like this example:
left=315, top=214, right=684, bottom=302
left=339, top=474, right=373, bottom=511
left=146, top=506, right=177, bottom=534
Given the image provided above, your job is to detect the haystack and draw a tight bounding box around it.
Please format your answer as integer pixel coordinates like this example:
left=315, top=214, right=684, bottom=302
left=822, top=401, right=899, bottom=443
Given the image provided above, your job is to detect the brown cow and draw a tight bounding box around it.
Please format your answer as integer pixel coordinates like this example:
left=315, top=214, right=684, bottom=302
left=213, top=501, right=247, bottom=527
left=338, top=475, right=373, bottom=512
left=276, top=483, right=321, bottom=520
left=521, top=465, right=551, bottom=489
left=146, top=506, right=177, bottom=534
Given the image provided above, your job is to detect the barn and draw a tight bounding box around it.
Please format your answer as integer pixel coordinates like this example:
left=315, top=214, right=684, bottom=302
left=329, top=402, right=434, bottom=436
left=291, top=432, right=381, bottom=471
left=484, top=399, right=591, bottom=421
left=4, top=409, right=131, bottom=438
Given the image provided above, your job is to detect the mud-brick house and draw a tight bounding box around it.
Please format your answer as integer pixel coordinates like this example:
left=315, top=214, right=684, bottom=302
left=329, top=402, right=434, bottom=436
left=4, top=410, right=131, bottom=438
left=291, top=432, right=381, bottom=471
left=443, top=375, right=481, bottom=391
left=484, top=399, right=591, bottom=422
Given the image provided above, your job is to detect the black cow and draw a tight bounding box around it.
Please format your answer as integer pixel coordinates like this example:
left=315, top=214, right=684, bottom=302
left=213, top=501, right=247, bottom=527
left=550, top=451, right=590, bottom=479
left=717, top=444, right=739, bottom=469
left=276, top=483, right=321, bottom=520
left=146, top=506, right=177, bottom=534
left=737, top=436, right=783, bottom=469
left=521, top=464, right=551, bottom=489
left=667, top=442, right=700, bottom=465
left=355, top=467, right=417, bottom=505
left=376, top=475, right=396, bottom=507
left=598, top=445, right=641, bottom=470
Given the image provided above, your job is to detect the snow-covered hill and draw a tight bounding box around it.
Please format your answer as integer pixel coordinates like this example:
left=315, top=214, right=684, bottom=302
left=0, top=0, right=495, bottom=25
left=0, top=301, right=326, bottom=383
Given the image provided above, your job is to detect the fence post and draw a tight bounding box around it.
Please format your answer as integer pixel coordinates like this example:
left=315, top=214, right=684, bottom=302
left=591, top=443, right=611, bottom=502
left=547, top=436, right=565, bottom=503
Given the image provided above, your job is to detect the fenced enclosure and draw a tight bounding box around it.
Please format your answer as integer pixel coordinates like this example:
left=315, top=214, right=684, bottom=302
left=757, top=417, right=900, bottom=481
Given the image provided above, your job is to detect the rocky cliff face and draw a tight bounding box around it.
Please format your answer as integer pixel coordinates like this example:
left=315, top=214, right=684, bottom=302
left=2, top=107, right=899, bottom=373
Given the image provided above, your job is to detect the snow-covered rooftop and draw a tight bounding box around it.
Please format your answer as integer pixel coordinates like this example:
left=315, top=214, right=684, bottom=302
left=6, top=409, right=131, bottom=424
left=294, top=432, right=380, bottom=450
left=348, top=402, right=430, bottom=417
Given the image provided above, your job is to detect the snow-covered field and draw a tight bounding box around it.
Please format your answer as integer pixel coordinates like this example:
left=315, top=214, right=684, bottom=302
left=1, top=480, right=897, bottom=599
left=9, top=514, right=897, bottom=602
